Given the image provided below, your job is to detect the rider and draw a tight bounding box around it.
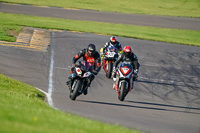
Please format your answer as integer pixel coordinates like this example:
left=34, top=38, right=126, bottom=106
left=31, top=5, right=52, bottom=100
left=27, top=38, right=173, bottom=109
left=113, top=46, right=140, bottom=81
left=100, top=36, right=123, bottom=62
left=66, top=44, right=101, bottom=95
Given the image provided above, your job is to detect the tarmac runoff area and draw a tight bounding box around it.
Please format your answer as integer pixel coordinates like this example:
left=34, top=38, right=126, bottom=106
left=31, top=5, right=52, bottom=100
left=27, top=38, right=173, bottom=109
left=0, top=27, right=51, bottom=52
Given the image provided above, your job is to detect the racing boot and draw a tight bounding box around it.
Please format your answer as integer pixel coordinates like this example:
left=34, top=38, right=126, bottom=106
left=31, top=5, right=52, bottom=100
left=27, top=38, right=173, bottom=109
left=82, top=79, right=90, bottom=95
left=133, top=69, right=138, bottom=81
left=84, top=75, right=95, bottom=95
left=88, top=74, right=95, bottom=87
left=112, top=71, right=116, bottom=82
left=83, top=81, right=90, bottom=95
left=112, top=82, right=116, bottom=90
left=83, top=87, right=88, bottom=95
left=112, top=82, right=117, bottom=93
left=87, top=76, right=93, bottom=88
left=133, top=73, right=138, bottom=81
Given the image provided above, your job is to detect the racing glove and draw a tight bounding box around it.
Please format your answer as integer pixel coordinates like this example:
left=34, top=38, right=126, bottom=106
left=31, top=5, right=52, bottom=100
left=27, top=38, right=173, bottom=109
left=71, top=63, right=76, bottom=71
left=134, top=69, right=138, bottom=74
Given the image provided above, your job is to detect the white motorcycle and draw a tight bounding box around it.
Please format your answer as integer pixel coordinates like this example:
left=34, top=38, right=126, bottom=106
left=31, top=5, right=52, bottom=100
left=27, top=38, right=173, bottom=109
left=113, top=61, right=134, bottom=101
left=69, top=60, right=94, bottom=100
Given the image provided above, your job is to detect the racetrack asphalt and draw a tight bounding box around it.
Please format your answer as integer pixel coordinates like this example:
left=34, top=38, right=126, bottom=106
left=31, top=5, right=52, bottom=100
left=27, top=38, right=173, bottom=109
left=0, top=2, right=200, bottom=133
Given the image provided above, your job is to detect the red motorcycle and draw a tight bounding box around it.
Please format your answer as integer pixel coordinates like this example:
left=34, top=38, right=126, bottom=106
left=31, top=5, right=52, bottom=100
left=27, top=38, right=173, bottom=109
left=113, top=61, right=134, bottom=101
left=102, top=45, right=118, bottom=78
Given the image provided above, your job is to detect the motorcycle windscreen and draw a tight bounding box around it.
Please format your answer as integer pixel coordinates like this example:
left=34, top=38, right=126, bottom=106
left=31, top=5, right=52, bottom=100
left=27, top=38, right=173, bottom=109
left=120, top=66, right=131, bottom=75
left=119, top=62, right=133, bottom=76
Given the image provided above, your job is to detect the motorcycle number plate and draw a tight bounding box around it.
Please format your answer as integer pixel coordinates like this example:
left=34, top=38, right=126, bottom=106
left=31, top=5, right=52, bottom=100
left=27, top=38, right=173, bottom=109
left=106, top=52, right=115, bottom=57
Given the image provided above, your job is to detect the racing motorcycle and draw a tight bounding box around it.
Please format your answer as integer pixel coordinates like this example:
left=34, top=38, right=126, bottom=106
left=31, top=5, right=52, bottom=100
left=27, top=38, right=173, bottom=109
left=113, top=61, right=134, bottom=101
left=69, top=60, right=94, bottom=100
left=102, top=45, right=118, bottom=78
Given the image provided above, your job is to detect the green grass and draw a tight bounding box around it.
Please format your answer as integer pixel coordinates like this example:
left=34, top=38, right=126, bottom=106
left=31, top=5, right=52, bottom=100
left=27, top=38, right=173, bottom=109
left=0, top=74, right=141, bottom=133
left=1, top=0, right=200, bottom=17
left=0, top=12, right=200, bottom=46
left=0, top=25, right=22, bottom=42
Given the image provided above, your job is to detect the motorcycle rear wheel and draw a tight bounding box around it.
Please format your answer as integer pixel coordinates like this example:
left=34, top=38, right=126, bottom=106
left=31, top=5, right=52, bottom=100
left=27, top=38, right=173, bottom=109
left=70, top=79, right=83, bottom=100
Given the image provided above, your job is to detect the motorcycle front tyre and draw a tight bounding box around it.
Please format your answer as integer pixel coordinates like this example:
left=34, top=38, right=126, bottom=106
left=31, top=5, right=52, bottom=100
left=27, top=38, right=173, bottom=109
left=118, top=81, right=127, bottom=101
left=106, top=62, right=113, bottom=78
left=70, top=79, right=83, bottom=100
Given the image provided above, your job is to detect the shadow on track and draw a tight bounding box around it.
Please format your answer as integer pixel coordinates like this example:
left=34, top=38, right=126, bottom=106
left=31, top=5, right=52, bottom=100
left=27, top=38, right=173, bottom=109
left=135, top=79, right=200, bottom=105
left=78, top=100, right=200, bottom=115
left=126, top=100, right=200, bottom=110
left=136, top=79, right=200, bottom=88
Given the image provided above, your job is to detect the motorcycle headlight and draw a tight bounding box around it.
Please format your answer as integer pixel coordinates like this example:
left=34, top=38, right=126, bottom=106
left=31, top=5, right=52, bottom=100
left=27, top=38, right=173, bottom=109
left=76, top=68, right=82, bottom=75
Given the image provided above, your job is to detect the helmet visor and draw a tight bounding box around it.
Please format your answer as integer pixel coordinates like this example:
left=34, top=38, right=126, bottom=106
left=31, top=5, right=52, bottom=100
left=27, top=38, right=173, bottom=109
left=125, top=52, right=131, bottom=57
left=111, top=41, right=116, bottom=45
left=88, top=50, right=95, bottom=56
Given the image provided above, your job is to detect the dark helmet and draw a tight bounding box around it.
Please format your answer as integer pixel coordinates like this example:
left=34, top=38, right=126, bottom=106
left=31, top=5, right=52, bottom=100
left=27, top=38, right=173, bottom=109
left=110, top=36, right=117, bottom=46
left=87, top=43, right=96, bottom=56
left=123, top=46, right=132, bottom=57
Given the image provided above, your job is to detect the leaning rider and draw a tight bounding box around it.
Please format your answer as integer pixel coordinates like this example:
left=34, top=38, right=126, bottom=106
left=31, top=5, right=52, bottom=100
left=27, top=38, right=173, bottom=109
left=66, top=44, right=101, bottom=95
left=113, top=46, right=140, bottom=81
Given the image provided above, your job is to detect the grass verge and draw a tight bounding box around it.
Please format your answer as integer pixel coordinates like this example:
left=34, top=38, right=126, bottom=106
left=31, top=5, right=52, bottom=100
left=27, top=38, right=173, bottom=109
left=0, top=24, right=22, bottom=42
left=1, top=12, right=200, bottom=46
left=0, top=74, right=141, bottom=133
left=1, top=0, right=200, bottom=17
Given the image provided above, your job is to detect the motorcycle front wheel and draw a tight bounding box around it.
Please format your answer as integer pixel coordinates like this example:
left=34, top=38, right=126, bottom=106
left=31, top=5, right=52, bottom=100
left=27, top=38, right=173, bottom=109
left=106, top=61, right=113, bottom=78
left=118, top=81, right=127, bottom=101
left=70, top=79, right=83, bottom=100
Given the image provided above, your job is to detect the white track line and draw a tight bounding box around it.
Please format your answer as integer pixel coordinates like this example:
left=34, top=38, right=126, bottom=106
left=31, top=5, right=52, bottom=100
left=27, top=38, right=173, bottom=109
left=34, top=32, right=55, bottom=108
left=35, top=87, right=58, bottom=110
left=35, top=87, right=48, bottom=96
left=47, top=31, right=55, bottom=107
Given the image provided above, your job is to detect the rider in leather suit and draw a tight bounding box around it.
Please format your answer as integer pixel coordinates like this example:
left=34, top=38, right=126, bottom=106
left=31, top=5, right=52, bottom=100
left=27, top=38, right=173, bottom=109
left=113, top=46, right=140, bottom=81
left=100, top=36, right=123, bottom=61
left=66, top=44, right=101, bottom=95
